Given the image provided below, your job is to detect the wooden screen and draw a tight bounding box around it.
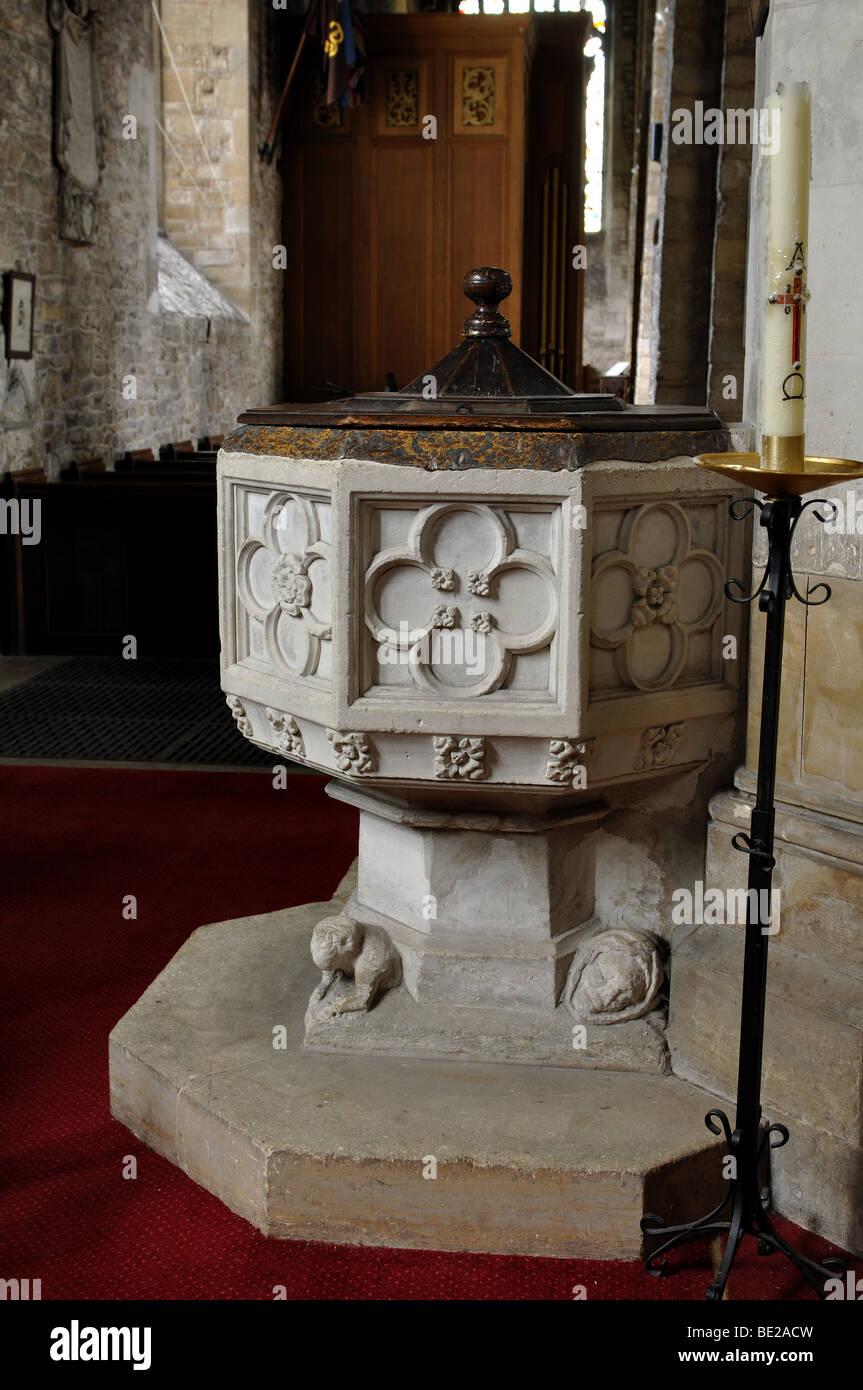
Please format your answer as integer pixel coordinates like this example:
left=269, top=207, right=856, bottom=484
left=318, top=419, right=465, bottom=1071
left=282, top=13, right=587, bottom=398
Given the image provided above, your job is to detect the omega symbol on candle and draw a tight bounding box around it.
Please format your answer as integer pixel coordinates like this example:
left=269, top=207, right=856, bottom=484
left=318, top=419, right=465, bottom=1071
left=769, top=240, right=809, bottom=401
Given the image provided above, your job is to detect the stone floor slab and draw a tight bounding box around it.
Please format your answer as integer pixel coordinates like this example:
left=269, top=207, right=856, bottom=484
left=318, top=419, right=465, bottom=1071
left=110, top=890, right=729, bottom=1259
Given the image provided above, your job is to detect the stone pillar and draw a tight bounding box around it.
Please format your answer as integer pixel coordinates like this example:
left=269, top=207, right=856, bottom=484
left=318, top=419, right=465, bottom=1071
left=706, top=0, right=755, bottom=417
left=329, top=782, right=608, bottom=1010
left=652, top=0, right=725, bottom=405
left=581, top=0, right=641, bottom=374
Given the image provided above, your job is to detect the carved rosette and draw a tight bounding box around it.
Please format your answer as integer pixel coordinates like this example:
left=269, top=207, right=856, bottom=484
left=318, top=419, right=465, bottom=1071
left=467, top=570, right=490, bottom=597
left=326, top=729, right=377, bottom=775
left=631, top=565, right=678, bottom=628
left=462, top=66, right=495, bottom=126
left=236, top=491, right=332, bottom=679
left=634, top=724, right=684, bottom=771
left=431, top=605, right=458, bottom=629
left=364, top=501, right=558, bottom=698
left=546, top=738, right=595, bottom=788
left=386, top=68, right=419, bottom=127
left=266, top=708, right=305, bottom=758
left=563, top=929, right=666, bottom=1024
left=430, top=567, right=454, bottom=592
left=271, top=554, right=312, bottom=617
left=434, top=735, right=487, bottom=781
left=591, top=502, right=723, bottom=691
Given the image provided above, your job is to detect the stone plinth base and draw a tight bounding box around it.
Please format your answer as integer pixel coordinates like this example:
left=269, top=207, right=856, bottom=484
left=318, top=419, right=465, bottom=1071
left=305, top=902, right=669, bottom=1072
left=328, top=782, right=610, bottom=1012
left=110, top=883, right=727, bottom=1258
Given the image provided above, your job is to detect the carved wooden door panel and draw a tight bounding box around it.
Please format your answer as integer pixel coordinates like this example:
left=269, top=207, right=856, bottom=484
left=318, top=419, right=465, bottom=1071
left=283, top=15, right=533, bottom=399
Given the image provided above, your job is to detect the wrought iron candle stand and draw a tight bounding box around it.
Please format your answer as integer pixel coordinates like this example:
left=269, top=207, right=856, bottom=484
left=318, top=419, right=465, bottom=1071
left=641, top=450, right=863, bottom=1301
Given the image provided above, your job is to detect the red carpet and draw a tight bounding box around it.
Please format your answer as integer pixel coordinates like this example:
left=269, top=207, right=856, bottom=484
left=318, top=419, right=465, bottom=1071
left=0, top=764, right=856, bottom=1300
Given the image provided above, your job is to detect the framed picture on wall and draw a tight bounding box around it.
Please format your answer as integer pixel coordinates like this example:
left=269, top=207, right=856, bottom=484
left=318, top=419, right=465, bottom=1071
left=749, top=1, right=769, bottom=38
left=3, top=271, right=36, bottom=360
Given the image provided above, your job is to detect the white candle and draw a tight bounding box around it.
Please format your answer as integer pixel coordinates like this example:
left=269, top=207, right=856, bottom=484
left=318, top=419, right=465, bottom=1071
left=763, top=82, right=811, bottom=465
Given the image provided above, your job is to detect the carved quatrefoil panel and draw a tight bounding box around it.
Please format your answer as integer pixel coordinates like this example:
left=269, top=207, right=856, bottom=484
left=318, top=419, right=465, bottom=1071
left=363, top=501, right=559, bottom=699
left=236, top=490, right=332, bottom=683
left=590, top=502, right=724, bottom=693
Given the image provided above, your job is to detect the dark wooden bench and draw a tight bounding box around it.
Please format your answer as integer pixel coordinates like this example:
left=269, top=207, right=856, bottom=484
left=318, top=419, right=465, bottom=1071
left=2, top=466, right=218, bottom=657
left=117, top=447, right=218, bottom=475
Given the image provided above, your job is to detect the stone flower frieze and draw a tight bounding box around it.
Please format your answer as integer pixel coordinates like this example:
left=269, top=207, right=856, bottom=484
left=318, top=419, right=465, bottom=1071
left=364, top=501, right=558, bottom=698
left=267, top=708, right=305, bottom=758
left=433, top=735, right=487, bottom=780
left=591, top=502, right=724, bottom=692
left=226, top=694, right=253, bottom=739
left=236, top=491, right=332, bottom=679
left=546, top=738, right=595, bottom=788
left=326, top=729, right=377, bottom=775
left=634, top=723, right=684, bottom=771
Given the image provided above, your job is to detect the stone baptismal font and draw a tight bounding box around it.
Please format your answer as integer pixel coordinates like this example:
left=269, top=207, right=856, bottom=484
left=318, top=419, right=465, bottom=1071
left=111, top=270, right=749, bottom=1257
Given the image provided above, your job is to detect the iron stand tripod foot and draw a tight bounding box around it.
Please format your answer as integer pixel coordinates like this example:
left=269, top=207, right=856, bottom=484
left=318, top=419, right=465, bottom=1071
left=641, top=492, right=847, bottom=1300
left=641, top=1109, right=845, bottom=1299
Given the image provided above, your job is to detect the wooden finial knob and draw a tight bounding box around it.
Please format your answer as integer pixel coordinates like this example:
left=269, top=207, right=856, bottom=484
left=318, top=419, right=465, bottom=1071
left=462, top=267, right=512, bottom=338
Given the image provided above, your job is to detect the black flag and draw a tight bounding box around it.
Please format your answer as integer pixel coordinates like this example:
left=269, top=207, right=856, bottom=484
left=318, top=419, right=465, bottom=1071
left=319, top=0, right=364, bottom=109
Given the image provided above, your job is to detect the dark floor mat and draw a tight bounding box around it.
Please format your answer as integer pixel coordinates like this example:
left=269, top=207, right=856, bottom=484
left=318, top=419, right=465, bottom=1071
left=0, top=658, right=278, bottom=767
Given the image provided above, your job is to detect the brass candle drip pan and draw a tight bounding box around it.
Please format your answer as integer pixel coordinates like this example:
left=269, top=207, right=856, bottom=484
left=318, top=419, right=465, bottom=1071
left=695, top=450, right=863, bottom=497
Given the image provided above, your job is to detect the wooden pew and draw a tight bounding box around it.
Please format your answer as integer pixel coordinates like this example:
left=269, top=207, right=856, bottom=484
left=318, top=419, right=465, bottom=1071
left=5, top=467, right=218, bottom=657
left=117, top=447, right=218, bottom=475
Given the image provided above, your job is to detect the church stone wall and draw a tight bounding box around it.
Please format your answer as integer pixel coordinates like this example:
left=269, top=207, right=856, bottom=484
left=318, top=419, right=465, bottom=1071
left=0, top=0, right=284, bottom=476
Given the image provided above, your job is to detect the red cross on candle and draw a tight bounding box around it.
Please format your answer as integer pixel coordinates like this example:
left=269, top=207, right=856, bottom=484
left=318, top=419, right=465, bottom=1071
left=770, top=241, right=808, bottom=368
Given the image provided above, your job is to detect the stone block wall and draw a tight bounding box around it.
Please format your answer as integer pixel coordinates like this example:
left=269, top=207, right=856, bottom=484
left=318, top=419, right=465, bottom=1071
left=0, top=0, right=284, bottom=477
